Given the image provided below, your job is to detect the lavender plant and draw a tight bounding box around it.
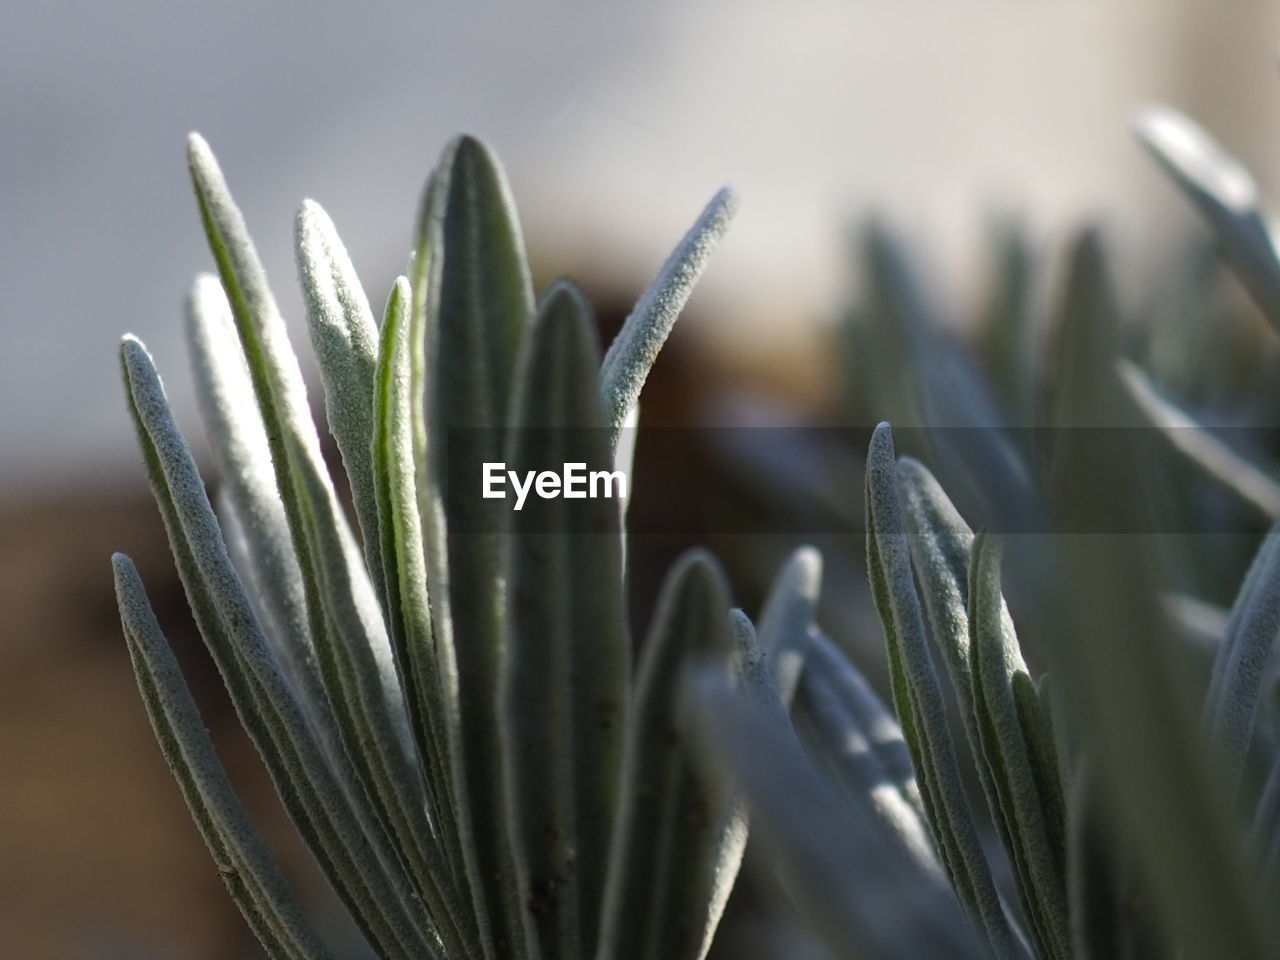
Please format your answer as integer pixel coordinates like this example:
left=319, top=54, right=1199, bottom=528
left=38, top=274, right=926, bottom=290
left=112, top=133, right=766, bottom=960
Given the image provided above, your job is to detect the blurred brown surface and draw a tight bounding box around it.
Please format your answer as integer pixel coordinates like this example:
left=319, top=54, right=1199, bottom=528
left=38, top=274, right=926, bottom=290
left=0, top=491, right=277, bottom=959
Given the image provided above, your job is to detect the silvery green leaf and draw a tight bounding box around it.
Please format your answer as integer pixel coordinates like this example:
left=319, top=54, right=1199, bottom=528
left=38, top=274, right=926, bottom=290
left=408, top=133, right=534, bottom=960
left=1135, top=106, right=1280, bottom=331
left=1035, top=232, right=1275, bottom=959
left=1117, top=359, right=1280, bottom=519
left=685, top=668, right=984, bottom=960
left=113, top=554, right=335, bottom=960
left=791, top=627, right=938, bottom=876
left=120, top=335, right=434, bottom=959
left=969, top=535, right=1069, bottom=960
left=864, top=422, right=1026, bottom=959
left=187, top=135, right=454, bottom=933
left=697, top=609, right=771, bottom=959
left=862, top=225, right=1033, bottom=532
left=186, top=275, right=332, bottom=748
left=295, top=199, right=386, bottom=608
left=599, top=187, right=738, bottom=447
left=371, top=276, right=463, bottom=895
left=501, top=280, right=627, bottom=960
left=1205, top=524, right=1280, bottom=796
left=757, top=545, right=823, bottom=704
left=597, top=551, right=736, bottom=960
left=898, top=452, right=1068, bottom=958
left=186, top=133, right=336, bottom=626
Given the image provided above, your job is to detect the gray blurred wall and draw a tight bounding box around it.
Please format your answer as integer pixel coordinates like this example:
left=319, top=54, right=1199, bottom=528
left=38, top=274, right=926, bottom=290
left=3, top=0, right=1279, bottom=494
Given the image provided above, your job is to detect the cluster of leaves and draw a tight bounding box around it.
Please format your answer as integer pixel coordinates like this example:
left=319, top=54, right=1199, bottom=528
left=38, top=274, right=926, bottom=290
left=112, top=133, right=779, bottom=960
left=115, top=102, right=1280, bottom=960
left=698, top=105, right=1280, bottom=960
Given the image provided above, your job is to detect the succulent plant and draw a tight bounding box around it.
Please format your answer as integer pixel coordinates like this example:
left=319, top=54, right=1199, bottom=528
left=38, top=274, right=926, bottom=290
left=110, top=132, right=777, bottom=960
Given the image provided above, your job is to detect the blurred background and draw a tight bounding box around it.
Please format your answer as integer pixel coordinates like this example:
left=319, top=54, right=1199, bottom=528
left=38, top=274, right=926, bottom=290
left=7, top=1, right=1280, bottom=956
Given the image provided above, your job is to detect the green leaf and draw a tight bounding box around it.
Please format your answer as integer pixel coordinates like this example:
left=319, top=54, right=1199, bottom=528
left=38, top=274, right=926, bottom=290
left=1034, top=233, right=1275, bottom=959
left=187, top=135, right=460, bottom=942
left=756, top=545, right=823, bottom=704
left=370, top=276, right=465, bottom=902
left=501, top=280, right=628, bottom=960
left=597, top=551, right=736, bottom=960
left=1206, top=525, right=1280, bottom=796
left=120, top=335, right=433, bottom=960
left=1118, top=359, right=1280, bottom=519
left=295, top=199, right=386, bottom=609
left=408, top=132, right=535, bottom=960
left=969, top=535, right=1070, bottom=960
left=599, top=187, right=738, bottom=447
left=790, top=627, right=940, bottom=877
left=1134, top=106, right=1280, bottom=332
left=685, top=667, right=984, bottom=960
left=113, top=554, right=336, bottom=960
left=185, top=275, right=335, bottom=754
left=864, top=422, right=1026, bottom=959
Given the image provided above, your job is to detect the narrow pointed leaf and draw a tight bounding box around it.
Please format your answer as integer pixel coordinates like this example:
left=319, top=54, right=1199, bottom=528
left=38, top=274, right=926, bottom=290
left=120, top=335, right=434, bottom=960
left=1118, top=359, right=1280, bottom=519
left=597, top=551, right=736, bottom=960
left=186, top=133, right=422, bottom=803
left=371, top=276, right=465, bottom=903
left=408, top=132, right=535, bottom=960
left=864, top=422, right=1025, bottom=959
left=186, top=275, right=335, bottom=750
left=969, top=535, right=1070, bottom=960
left=1135, top=107, right=1280, bottom=331
left=1206, top=524, right=1280, bottom=795
left=296, top=200, right=385, bottom=605
left=1035, top=233, right=1275, bottom=959
left=791, top=628, right=939, bottom=876
left=502, top=280, right=628, bottom=960
left=599, top=187, right=738, bottom=446
left=757, top=545, right=823, bottom=704
left=113, top=554, right=336, bottom=960
left=686, top=669, right=984, bottom=960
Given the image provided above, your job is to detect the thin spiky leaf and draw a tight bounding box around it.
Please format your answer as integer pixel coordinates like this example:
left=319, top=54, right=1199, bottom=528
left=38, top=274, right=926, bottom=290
left=864, top=422, right=1026, bottom=959
left=599, top=187, right=738, bottom=447
left=501, top=280, right=628, bottom=960
left=120, top=336, right=433, bottom=960
left=408, top=132, right=535, bottom=960
left=791, top=628, right=939, bottom=876
left=686, top=668, right=984, bottom=960
left=295, top=199, right=386, bottom=607
left=1036, top=233, right=1275, bottom=958
left=188, top=136, right=463, bottom=939
left=756, top=545, right=823, bottom=704
left=1118, top=359, right=1280, bottom=519
left=969, top=535, right=1070, bottom=960
left=113, top=554, right=335, bottom=960
left=186, top=275, right=335, bottom=751
left=597, top=551, right=736, bottom=960
left=1205, top=525, right=1280, bottom=796
left=1135, top=107, right=1280, bottom=331
left=371, top=276, right=465, bottom=902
